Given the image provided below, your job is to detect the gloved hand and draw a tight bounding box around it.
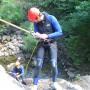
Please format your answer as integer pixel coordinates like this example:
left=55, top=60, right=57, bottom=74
left=40, top=34, right=48, bottom=40
left=33, top=32, right=48, bottom=40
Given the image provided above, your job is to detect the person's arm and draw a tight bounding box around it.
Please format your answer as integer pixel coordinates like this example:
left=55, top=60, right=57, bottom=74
left=33, top=23, right=44, bottom=39
left=48, top=15, right=63, bottom=39
left=34, top=23, right=38, bottom=33
left=10, top=67, right=17, bottom=77
left=34, top=23, right=48, bottom=40
left=19, top=65, right=24, bottom=77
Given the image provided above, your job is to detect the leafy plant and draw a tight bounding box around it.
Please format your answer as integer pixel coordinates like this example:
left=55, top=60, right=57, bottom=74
left=61, top=1, right=90, bottom=66
left=0, top=25, right=7, bottom=34
left=0, top=0, right=25, bottom=23
left=23, top=35, right=38, bottom=53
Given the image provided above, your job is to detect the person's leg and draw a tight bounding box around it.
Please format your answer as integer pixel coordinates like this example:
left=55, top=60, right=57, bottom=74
left=9, top=72, right=17, bottom=79
left=50, top=42, right=58, bottom=82
left=50, top=42, right=62, bottom=90
left=20, top=76, right=27, bottom=85
left=33, top=46, right=45, bottom=85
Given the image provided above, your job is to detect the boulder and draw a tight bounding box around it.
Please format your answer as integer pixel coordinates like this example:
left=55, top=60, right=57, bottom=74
left=73, top=75, right=90, bottom=90
left=2, top=35, right=11, bottom=42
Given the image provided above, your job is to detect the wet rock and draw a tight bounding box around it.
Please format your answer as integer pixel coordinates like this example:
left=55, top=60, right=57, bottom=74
left=0, top=51, right=4, bottom=56
left=67, top=68, right=77, bottom=79
left=74, top=75, right=90, bottom=90
left=4, top=51, right=9, bottom=56
left=25, top=78, right=84, bottom=90
left=17, top=35, right=23, bottom=40
left=1, top=47, right=7, bottom=51
left=0, top=43, right=3, bottom=49
left=7, top=63, right=15, bottom=72
left=2, top=35, right=11, bottom=42
left=11, top=35, right=17, bottom=40
left=6, top=36, right=11, bottom=41
left=0, top=34, right=23, bottom=56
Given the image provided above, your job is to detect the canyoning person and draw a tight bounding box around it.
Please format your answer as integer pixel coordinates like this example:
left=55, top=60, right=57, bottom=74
left=8, top=57, right=26, bottom=85
left=27, top=7, right=63, bottom=90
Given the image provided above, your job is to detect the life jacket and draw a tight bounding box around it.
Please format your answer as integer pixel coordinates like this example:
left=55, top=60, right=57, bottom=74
left=37, top=12, right=55, bottom=35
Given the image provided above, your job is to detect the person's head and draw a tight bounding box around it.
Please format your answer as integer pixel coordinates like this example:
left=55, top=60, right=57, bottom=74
left=15, top=61, right=20, bottom=68
left=27, top=7, right=44, bottom=22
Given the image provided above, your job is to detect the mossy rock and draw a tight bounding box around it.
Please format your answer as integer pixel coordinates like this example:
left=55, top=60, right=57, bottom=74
left=0, top=55, right=17, bottom=68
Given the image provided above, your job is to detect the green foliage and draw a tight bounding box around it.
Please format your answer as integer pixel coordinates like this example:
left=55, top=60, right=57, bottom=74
left=27, top=0, right=80, bottom=19
left=0, top=25, right=7, bottom=34
left=61, top=1, right=90, bottom=66
left=20, top=21, right=38, bottom=53
left=20, top=21, right=33, bottom=31
left=0, top=0, right=25, bottom=23
left=23, top=35, right=38, bottom=53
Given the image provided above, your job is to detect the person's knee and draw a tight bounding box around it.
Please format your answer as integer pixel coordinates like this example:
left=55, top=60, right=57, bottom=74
left=36, top=58, right=43, bottom=68
left=51, top=59, right=57, bottom=68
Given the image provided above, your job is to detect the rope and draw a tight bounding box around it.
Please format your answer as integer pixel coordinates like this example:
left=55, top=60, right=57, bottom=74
left=25, top=40, right=39, bottom=76
left=0, top=18, right=33, bottom=35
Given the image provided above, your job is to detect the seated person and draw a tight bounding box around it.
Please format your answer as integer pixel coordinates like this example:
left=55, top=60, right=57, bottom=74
left=8, top=59, right=26, bottom=85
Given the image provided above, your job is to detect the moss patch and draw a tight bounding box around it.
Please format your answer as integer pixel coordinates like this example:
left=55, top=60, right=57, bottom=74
left=0, top=55, right=17, bottom=67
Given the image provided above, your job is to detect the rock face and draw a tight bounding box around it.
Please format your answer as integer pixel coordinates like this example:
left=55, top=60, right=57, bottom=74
left=0, top=65, right=90, bottom=90
left=0, top=65, right=27, bottom=90
left=25, top=78, right=84, bottom=90
left=27, top=77, right=89, bottom=90
left=73, top=75, right=90, bottom=90
left=0, top=34, right=23, bottom=57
